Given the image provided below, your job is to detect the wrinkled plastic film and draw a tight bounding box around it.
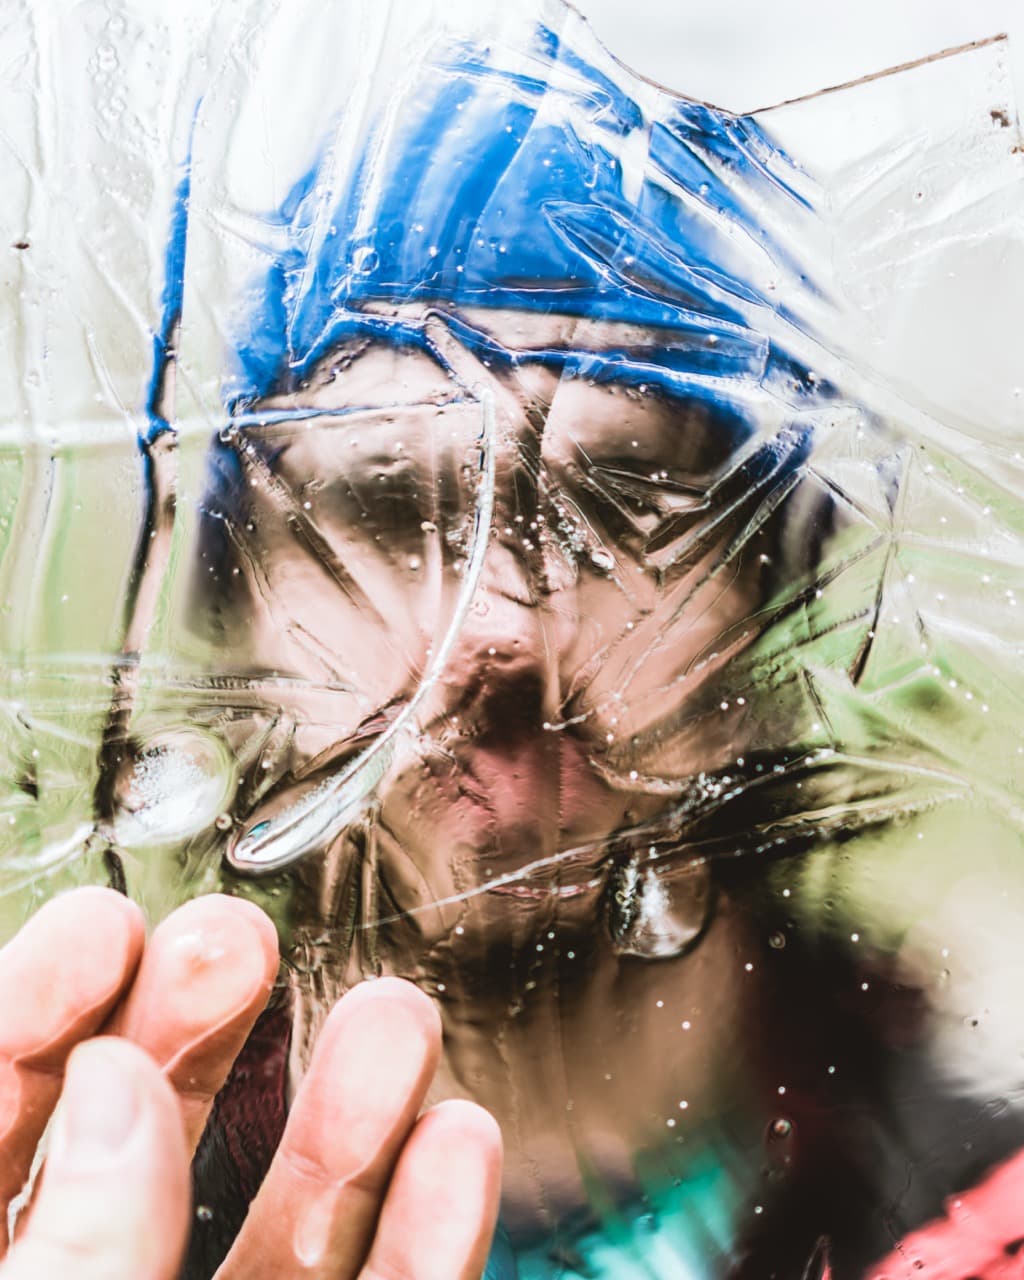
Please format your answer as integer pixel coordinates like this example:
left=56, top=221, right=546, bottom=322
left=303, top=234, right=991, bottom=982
left=2, top=5, right=1024, bottom=1278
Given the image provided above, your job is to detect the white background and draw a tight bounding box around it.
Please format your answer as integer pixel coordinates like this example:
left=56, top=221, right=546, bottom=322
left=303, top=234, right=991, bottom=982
left=574, top=0, right=1024, bottom=114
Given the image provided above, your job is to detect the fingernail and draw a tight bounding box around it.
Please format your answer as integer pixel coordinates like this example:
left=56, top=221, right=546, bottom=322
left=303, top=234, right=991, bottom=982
left=51, top=1043, right=140, bottom=1170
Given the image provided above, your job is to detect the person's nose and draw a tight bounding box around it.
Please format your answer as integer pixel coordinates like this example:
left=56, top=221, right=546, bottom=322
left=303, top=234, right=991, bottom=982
left=434, top=528, right=576, bottom=738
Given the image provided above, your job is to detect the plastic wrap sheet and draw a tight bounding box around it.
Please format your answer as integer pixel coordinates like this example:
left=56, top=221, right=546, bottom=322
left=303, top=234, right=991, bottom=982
left=2, top=3, right=1024, bottom=1277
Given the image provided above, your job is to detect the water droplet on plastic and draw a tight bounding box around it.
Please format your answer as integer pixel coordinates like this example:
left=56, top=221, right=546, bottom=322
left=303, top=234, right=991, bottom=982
left=112, top=729, right=234, bottom=845
left=606, top=857, right=712, bottom=959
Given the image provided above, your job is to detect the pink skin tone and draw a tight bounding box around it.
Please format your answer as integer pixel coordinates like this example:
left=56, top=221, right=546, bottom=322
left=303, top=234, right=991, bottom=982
left=0, top=888, right=501, bottom=1280
left=214, top=320, right=770, bottom=1230
left=0, top=888, right=1019, bottom=1278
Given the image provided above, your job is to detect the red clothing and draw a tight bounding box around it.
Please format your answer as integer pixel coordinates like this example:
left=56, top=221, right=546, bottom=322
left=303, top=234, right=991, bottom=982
left=822, top=1149, right=1024, bottom=1280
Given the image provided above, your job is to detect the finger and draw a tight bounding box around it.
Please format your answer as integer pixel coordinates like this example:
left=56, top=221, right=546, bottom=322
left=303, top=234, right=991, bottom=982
left=0, top=888, right=145, bottom=1219
left=217, top=977, right=442, bottom=1280
left=0, top=1038, right=190, bottom=1280
left=112, top=894, right=279, bottom=1152
left=359, top=1100, right=502, bottom=1280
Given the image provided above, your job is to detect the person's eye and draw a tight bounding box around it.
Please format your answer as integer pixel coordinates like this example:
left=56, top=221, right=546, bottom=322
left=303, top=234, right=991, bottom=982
left=555, top=456, right=707, bottom=552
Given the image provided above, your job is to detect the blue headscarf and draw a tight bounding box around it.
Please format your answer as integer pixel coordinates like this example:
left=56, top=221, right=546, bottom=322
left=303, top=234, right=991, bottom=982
left=222, top=19, right=824, bottom=421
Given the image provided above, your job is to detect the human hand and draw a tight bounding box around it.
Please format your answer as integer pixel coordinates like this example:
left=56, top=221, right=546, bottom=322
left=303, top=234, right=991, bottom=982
left=0, top=888, right=502, bottom=1279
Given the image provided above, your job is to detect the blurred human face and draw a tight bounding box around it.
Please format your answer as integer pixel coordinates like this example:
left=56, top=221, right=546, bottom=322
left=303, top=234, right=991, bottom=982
left=198, top=309, right=788, bottom=1230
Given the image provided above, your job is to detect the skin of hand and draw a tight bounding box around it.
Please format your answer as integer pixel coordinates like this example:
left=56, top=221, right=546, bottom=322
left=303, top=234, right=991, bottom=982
left=0, top=887, right=502, bottom=1280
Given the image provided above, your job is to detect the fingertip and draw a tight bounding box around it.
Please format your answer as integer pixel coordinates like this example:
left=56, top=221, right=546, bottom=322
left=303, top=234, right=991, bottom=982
left=309, top=976, right=444, bottom=1093
left=284, top=976, right=443, bottom=1185
left=54, top=1037, right=185, bottom=1171
left=154, top=892, right=277, bottom=949
left=329, top=975, right=443, bottom=1042
left=57, top=885, right=144, bottom=923
left=363, top=1098, right=504, bottom=1280
left=122, top=894, right=279, bottom=1055
left=153, top=892, right=278, bottom=989
left=9, top=1036, right=191, bottom=1280
left=0, top=890, right=146, bottom=1068
left=311, top=974, right=444, bottom=1092
left=425, top=1098, right=503, bottom=1156
left=38, top=886, right=146, bottom=965
left=65, top=1034, right=181, bottom=1111
left=197, top=894, right=280, bottom=978
left=417, top=1099, right=504, bottom=1204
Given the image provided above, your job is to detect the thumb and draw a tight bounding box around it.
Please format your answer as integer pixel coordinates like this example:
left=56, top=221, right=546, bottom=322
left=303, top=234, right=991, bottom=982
left=2, top=1037, right=191, bottom=1280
